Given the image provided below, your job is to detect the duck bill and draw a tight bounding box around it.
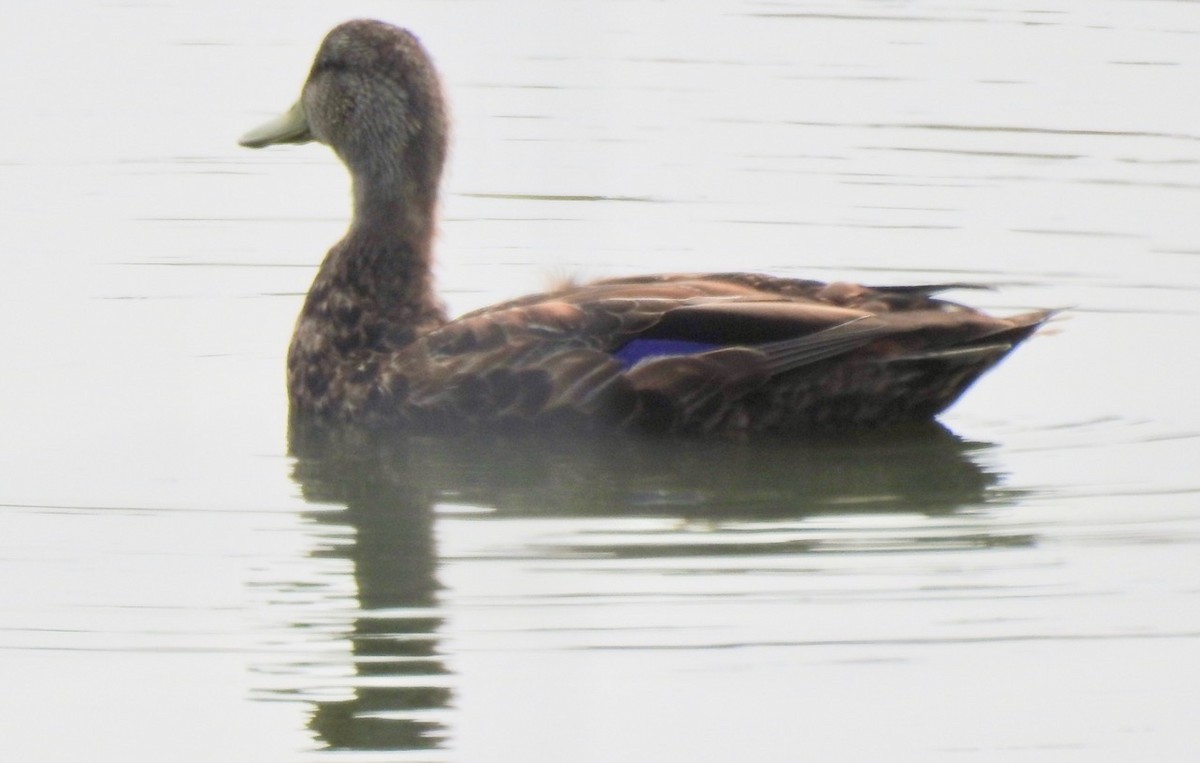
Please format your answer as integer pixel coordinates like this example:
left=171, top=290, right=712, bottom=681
left=239, top=100, right=313, bottom=148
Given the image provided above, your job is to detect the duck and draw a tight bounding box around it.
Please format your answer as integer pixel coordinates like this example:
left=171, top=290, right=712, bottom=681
left=240, top=19, right=1053, bottom=436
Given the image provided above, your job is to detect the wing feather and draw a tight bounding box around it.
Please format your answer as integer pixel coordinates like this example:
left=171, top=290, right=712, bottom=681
left=347, top=272, right=1054, bottom=431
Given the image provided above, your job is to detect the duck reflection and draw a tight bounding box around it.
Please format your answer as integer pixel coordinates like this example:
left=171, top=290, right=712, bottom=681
left=290, top=429, right=448, bottom=752
left=285, top=421, right=1017, bottom=753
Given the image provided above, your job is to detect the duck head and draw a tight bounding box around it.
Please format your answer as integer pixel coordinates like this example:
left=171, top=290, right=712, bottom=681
left=240, top=20, right=449, bottom=225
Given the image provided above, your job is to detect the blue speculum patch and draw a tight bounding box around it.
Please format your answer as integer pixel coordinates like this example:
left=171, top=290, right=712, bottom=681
left=612, top=339, right=720, bottom=369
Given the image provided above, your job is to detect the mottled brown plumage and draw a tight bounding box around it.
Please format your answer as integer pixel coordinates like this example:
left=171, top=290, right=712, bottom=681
left=241, top=19, right=1053, bottom=436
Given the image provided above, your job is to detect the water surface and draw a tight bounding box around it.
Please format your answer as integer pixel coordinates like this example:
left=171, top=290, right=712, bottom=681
left=2, top=1, right=1199, bottom=760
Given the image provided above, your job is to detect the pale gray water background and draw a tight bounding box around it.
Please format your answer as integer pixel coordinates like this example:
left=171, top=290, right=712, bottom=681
left=2, top=0, right=1199, bottom=760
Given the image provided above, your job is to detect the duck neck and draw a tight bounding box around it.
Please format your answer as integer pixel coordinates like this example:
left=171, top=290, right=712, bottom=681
left=346, top=151, right=446, bottom=326
left=349, top=157, right=439, bottom=258
left=290, top=155, right=448, bottom=383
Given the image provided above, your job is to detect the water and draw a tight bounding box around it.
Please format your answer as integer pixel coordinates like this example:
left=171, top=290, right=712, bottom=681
left=2, top=0, right=1199, bottom=760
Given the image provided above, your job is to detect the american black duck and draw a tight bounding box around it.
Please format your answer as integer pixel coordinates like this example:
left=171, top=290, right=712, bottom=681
left=241, top=20, right=1052, bottom=435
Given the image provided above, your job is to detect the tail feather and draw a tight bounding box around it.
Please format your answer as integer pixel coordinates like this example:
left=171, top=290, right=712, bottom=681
left=883, top=342, right=1014, bottom=366
left=963, top=308, right=1059, bottom=348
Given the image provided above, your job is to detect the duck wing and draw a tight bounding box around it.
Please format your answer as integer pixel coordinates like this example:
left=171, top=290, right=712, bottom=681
left=368, top=291, right=867, bottom=426
left=381, top=275, right=1053, bottom=432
